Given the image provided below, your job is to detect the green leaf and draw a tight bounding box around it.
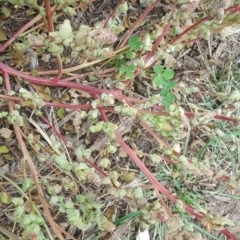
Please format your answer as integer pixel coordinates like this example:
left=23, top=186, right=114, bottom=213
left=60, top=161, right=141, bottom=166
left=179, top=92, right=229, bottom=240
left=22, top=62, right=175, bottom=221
left=166, top=80, right=176, bottom=89
left=74, top=147, right=84, bottom=160
left=150, top=154, right=161, bottom=163
left=119, top=66, right=127, bottom=75
left=57, top=108, right=65, bottom=120
left=52, top=140, right=61, bottom=151
left=50, top=196, right=59, bottom=205
left=165, top=93, right=175, bottom=102
left=22, top=178, right=34, bottom=192
left=162, top=93, right=175, bottom=111
left=133, top=187, right=143, bottom=199
left=161, top=87, right=169, bottom=97
left=47, top=42, right=64, bottom=55
left=153, top=65, right=164, bottom=74
left=128, top=35, right=143, bottom=51
left=52, top=153, right=72, bottom=171
left=0, top=27, right=7, bottom=41
left=162, top=68, right=174, bottom=80
left=114, top=103, right=137, bottom=116
left=103, top=122, right=118, bottom=135
left=153, top=75, right=164, bottom=86
left=59, top=19, right=73, bottom=41
left=126, top=71, right=134, bottom=79
left=100, top=93, right=115, bottom=106
left=127, top=64, right=136, bottom=72
left=12, top=197, right=24, bottom=206
left=0, top=192, right=10, bottom=204
left=83, top=148, right=91, bottom=158
left=126, top=49, right=133, bottom=59
left=0, top=146, right=9, bottom=154
left=162, top=98, right=171, bottom=111
left=90, top=121, right=104, bottom=132
left=115, top=59, right=126, bottom=68
left=108, top=144, right=117, bottom=153
left=100, top=157, right=111, bottom=168
left=119, top=64, right=136, bottom=78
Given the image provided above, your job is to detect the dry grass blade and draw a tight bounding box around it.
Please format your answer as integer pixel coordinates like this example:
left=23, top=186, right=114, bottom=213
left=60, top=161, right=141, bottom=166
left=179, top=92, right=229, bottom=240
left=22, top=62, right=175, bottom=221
left=0, top=226, right=22, bottom=240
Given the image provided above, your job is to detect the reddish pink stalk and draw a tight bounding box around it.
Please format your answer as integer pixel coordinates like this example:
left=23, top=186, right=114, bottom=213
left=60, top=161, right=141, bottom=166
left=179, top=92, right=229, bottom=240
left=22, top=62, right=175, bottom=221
left=226, top=4, right=240, bottom=13
left=221, top=229, right=237, bottom=240
left=44, top=102, right=92, bottom=110
left=0, top=62, right=120, bottom=96
left=145, top=23, right=171, bottom=64
left=153, top=106, right=237, bottom=123
left=97, top=101, right=236, bottom=239
left=184, top=111, right=237, bottom=123
left=103, top=0, right=124, bottom=28
left=115, top=134, right=237, bottom=239
left=44, top=0, right=62, bottom=82
left=171, top=4, right=240, bottom=46
left=170, top=16, right=209, bottom=45
left=0, top=14, right=42, bottom=52
left=3, top=72, right=67, bottom=240
left=0, top=94, right=22, bottom=101
left=44, top=102, right=114, bottom=112
left=115, top=133, right=204, bottom=217
left=44, top=0, right=54, bottom=32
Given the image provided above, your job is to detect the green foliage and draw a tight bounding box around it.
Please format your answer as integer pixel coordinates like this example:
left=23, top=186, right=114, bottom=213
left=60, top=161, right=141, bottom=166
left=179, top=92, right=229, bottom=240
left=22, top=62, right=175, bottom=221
left=57, top=107, right=64, bottom=120
left=126, top=35, right=143, bottom=59
left=9, top=0, right=25, bottom=6
left=19, top=88, right=44, bottom=109
left=90, top=121, right=118, bottom=139
left=0, top=192, right=10, bottom=204
left=2, top=1, right=240, bottom=239
left=109, top=58, right=126, bottom=69
left=22, top=178, right=34, bottom=192
left=141, top=111, right=181, bottom=139
left=100, top=93, right=115, bottom=106
left=119, top=63, right=136, bottom=79
left=74, top=147, right=91, bottom=161
left=153, top=65, right=176, bottom=111
left=128, top=35, right=143, bottom=51
left=1, top=7, right=11, bottom=18
left=114, top=102, right=138, bottom=116
left=0, top=112, right=8, bottom=118
left=51, top=153, right=72, bottom=171
left=8, top=110, right=23, bottom=126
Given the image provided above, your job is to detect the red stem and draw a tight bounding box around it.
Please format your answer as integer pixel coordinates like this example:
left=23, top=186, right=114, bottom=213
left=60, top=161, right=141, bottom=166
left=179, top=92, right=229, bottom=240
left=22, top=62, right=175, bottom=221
left=103, top=0, right=124, bottom=28
left=0, top=62, right=120, bottom=96
left=226, top=4, right=240, bottom=14
left=171, top=4, right=240, bottom=46
left=3, top=72, right=67, bottom=240
left=170, top=16, right=209, bottom=45
left=44, top=0, right=62, bottom=82
left=44, top=0, right=54, bottom=32
left=145, top=23, right=171, bottom=64
left=0, top=14, right=42, bottom=52
left=43, top=100, right=238, bottom=237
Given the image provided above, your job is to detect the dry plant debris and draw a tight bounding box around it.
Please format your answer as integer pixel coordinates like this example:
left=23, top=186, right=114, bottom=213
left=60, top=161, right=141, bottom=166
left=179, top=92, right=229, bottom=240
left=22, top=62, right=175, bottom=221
left=0, top=0, right=240, bottom=239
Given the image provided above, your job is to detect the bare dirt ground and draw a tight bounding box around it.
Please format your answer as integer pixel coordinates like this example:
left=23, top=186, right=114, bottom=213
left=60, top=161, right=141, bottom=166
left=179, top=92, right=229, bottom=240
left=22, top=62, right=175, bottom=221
left=0, top=1, right=240, bottom=239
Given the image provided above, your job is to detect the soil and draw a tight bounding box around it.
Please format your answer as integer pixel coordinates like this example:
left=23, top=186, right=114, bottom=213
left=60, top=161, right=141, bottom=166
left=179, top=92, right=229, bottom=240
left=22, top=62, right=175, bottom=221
left=0, top=0, right=240, bottom=240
